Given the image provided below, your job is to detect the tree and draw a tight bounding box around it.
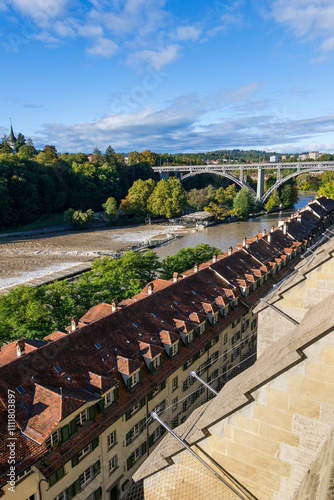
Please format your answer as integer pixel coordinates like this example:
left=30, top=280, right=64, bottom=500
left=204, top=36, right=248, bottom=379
left=17, top=144, right=36, bottom=159
left=147, top=178, right=186, bottom=218
left=15, top=133, right=26, bottom=151
left=139, top=149, right=157, bottom=166
left=204, top=202, right=236, bottom=221
left=160, top=243, right=222, bottom=280
left=127, top=151, right=140, bottom=165
left=102, top=197, right=117, bottom=222
left=233, top=187, right=256, bottom=218
left=119, top=179, right=156, bottom=215
left=64, top=208, right=95, bottom=229
left=318, top=181, right=334, bottom=199
left=105, top=145, right=116, bottom=166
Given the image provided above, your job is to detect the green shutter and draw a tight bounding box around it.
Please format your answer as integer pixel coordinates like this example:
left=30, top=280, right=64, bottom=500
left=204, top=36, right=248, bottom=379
left=126, top=431, right=132, bottom=446
left=57, top=466, right=64, bottom=480
left=160, top=380, right=166, bottom=390
left=185, top=336, right=189, bottom=347
left=161, top=425, right=166, bottom=435
left=205, top=342, right=210, bottom=352
left=127, top=378, right=132, bottom=391
left=183, top=363, right=187, bottom=371
left=94, top=486, right=102, bottom=500
left=125, top=410, right=132, bottom=421
left=89, top=405, right=96, bottom=420
left=93, top=460, right=101, bottom=476
left=71, top=454, right=79, bottom=468
left=49, top=472, right=57, bottom=487
left=149, top=361, right=153, bottom=374
left=92, top=436, right=99, bottom=450
left=141, top=418, right=146, bottom=433
left=69, top=418, right=77, bottom=435
left=141, top=441, right=147, bottom=455
left=66, top=480, right=79, bottom=500
left=148, top=391, right=153, bottom=401
left=149, top=434, right=154, bottom=447
left=139, top=368, right=143, bottom=383
left=122, top=479, right=130, bottom=490
left=98, top=399, right=105, bottom=412
left=127, top=456, right=133, bottom=471
left=61, top=425, right=70, bottom=442
left=114, top=386, right=119, bottom=402
left=140, top=397, right=145, bottom=409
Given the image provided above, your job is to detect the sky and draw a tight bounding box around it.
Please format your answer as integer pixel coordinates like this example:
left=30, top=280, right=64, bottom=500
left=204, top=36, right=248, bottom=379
left=1, top=0, right=334, bottom=154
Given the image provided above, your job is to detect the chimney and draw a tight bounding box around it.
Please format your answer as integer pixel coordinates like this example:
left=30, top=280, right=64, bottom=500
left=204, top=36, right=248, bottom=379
left=60, top=387, right=63, bottom=400
left=271, top=226, right=274, bottom=233
left=267, top=232, right=272, bottom=244
left=255, top=235, right=258, bottom=243
left=111, top=298, right=118, bottom=312
left=246, top=242, right=250, bottom=249
left=283, top=222, right=288, bottom=235
left=262, top=229, right=266, bottom=237
left=16, top=339, right=25, bottom=357
left=71, top=316, right=79, bottom=332
left=242, top=237, right=247, bottom=247
left=228, top=246, right=233, bottom=255
left=194, top=263, right=199, bottom=273
left=212, top=253, right=217, bottom=263
left=147, top=282, right=154, bottom=294
left=173, top=272, right=179, bottom=282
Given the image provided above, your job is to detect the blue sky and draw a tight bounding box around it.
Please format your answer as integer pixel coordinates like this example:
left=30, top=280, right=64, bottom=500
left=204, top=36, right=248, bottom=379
left=1, top=0, right=334, bottom=154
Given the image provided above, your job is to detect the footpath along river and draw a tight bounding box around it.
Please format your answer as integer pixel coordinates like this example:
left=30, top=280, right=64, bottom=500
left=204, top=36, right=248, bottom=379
left=154, top=192, right=315, bottom=259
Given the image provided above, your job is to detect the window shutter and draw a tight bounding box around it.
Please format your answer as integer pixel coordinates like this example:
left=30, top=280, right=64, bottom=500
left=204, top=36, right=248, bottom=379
left=185, top=336, right=189, bottom=347
left=66, top=480, right=79, bottom=500
left=98, top=399, right=105, bottom=412
left=125, top=410, right=131, bottom=421
left=149, top=361, right=153, bottom=375
left=149, top=434, right=154, bottom=448
left=127, top=456, right=133, bottom=471
left=161, top=425, right=166, bottom=435
left=93, top=460, right=101, bottom=476
left=139, top=368, right=143, bottom=383
left=141, top=441, right=147, bottom=455
left=148, top=391, right=153, bottom=401
left=94, top=486, right=102, bottom=500
left=127, top=378, right=132, bottom=391
left=205, top=342, right=210, bottom=352
left=89, top=405, right=96, bottom=420
left=114, top=386, right=119, bottom=402
left=126, top=431, right=132, bottom=446
left=141, top=418, right=146, bottom=432
left=69, top=418, right=77, bottom=435
left=71, top=454, right=79, bottom=468
left=61, top=424, right=70, bottom=442
left=49, top=472, right=57, bottom=487
left=57, top=466, right=65, bottom=480
left=92, top=436, right=99, bottom=450
left=160, top=380, right=166, bottom=390
left=183, top=363, right=187, bottom=371
left=140, top=397, right=145, bottom=409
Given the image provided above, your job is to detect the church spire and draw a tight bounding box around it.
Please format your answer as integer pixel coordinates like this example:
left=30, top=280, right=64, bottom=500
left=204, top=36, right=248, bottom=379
left=8, top=120, right=16, bottom=151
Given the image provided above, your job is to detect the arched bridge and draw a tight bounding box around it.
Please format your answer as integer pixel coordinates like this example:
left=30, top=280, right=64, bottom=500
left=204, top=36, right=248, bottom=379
left=152, top=161, right=334, bottom=203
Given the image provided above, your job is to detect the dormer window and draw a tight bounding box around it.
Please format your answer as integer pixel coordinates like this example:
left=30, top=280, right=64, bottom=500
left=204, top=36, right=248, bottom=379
left=213, top=312, right=219, bottom=324
left=187, top=331, right=194, bottom=344
left=76, top=409, right=88, bottom=427
left=104, top=390, right=114, bottom=408
left=170, top=342, right=179, bottom=357
left=127, top=370, right=141, bottom=391
left=152, top=356, right=161, bottom=370
left=45, top=430, right=59, bottom=450
left=199, top=322, right=205, bottom=335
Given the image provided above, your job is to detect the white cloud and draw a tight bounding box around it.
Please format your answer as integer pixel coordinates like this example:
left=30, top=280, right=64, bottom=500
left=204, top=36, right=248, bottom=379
left=270, top=0, right=334, bottom=52
left=9, top=0, right=68, bottom=22
left=86, top=37, right=119, bottom=57
left=126, top=44, right=180, bottom=70
left=221, top=82, right=265, bottom=103
left=174, top=26, right=202, bottom=42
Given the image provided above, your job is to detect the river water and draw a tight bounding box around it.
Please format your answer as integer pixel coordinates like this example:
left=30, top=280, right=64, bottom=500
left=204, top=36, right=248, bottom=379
left=155, top=192, right=315, bottom=259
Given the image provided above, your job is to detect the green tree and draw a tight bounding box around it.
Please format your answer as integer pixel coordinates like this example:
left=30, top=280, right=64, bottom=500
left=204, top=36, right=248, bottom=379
left=160, top=243, right=221, bottom=280
left=139, top=149, right=157, bottom=166
left=128, top=151, right=140, bottom=165
left=64, top=208, right=95, bottom=229
left=17, top=144, right=36, bottom=159
left=204, top=202, right=236, bottom=221
left=15, top=133, right=26, bottom=151
left=102, top=197, right=117, bottom=222
left=147, top=178, right=186, bottom=218
left=233, top=187, right=256, bottom=218
left=119, top=178, right=157, bottom=215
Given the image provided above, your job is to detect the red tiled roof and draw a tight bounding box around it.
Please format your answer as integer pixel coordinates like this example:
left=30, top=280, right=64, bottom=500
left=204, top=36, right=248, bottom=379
left=44, top=331, right=67, bottom=342
left=0, top=339, right=47, bottom=367
left=79, top=303, right=114, bottom=324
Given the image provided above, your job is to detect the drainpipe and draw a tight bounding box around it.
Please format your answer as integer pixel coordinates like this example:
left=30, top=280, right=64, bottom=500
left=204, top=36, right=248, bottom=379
left=38, top=478, right=48, bottom=500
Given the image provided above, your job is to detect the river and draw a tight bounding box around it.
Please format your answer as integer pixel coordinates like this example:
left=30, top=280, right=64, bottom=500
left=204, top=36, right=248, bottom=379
left=154, top=192, right=315, bottom=259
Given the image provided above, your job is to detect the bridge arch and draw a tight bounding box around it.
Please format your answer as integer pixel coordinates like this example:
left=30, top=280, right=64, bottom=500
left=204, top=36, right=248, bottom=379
left=261, top=167, right=334, bottom=203
left=179, top=170, right=257, bottom=198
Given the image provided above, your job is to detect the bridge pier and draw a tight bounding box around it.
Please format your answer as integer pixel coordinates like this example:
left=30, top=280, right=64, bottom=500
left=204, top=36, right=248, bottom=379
left=160, top=171, right=169, bottom=181
left=256, top=168, right=264, bottom=200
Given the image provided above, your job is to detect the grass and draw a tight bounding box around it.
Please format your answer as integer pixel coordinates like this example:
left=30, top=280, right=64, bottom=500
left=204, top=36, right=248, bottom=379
left=0, top=213, right=65, bottom=233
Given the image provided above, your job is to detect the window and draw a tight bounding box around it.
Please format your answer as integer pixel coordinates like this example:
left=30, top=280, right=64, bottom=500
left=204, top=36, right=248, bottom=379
left=48, top=466, right=65, bottom=487
left=17, top=467, right=32, bottom=481
left=171, top=415, right=179, bottom=429
left=108, top=431, right=116, bottom=449
left=172, top=397, right=178, bottom=412
left=152, top=356, right=161, bottom=370
left=198, top=363, right=207, bottom=376
left=78, top=444, right=91, bottom=461
left=54, top=493, right=65, bottom=500
left=199, top=323, right=205, bottom=334
left=170, top=342, right=178, bottom=357
left=242, top=320, right=250, bottom=333
left=54, top=365, right=63, bottom=374
left=79, top=467, right=92, bottom=489
left=104, top=390, right=114, bottom=408
left=128, top=371, right=140, bottom=388
left=208, top=369, right=218, bottom=384
left=16, top=385, right=25, bottom=395
left=45, top=430, right=59, bottom=450
left=26, top=496, right=37, bottom=500
left=183, top=375, right=194, bottom=392
left=211, top=336, right=219, bottom=347
left=172, top=376, right=178, bottom=391
left=231, top=331, right=240, bottom=344
left=251, top=318, right=257, bottom=330
left=150, top=427, right=161, bottom=445
left=213, top=313, right=219, bottom=324
left=76, top=409, right=88, bottom=427
left=109, top=455, right=117, bottom=474
left=223, top=351, right=227, bottom=361
left=127, top=442, right=147, bottom=470
left=223, top=333, right=228, bottom=345
left=187, top=331, right=193, bottom=344
left=209, top=351, right=219, bottom=366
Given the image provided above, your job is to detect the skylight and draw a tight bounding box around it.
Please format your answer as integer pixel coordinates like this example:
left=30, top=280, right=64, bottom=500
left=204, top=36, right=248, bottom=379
left=65, top=375, right=73, bottom=383
left=95, top=342, right=102, bottom=350
left=192, top=290, right=197, bottom=295
left=19, top=403, right=27, bottom=411
left=54, top=365, right=63, bottom=374
left=16, top=386, right=25, bottom=395
left=151, top=312, right=157, bottom=318
left=173, top=300, right=179, bottom=305
left=133, top=322, right=140, bottom=328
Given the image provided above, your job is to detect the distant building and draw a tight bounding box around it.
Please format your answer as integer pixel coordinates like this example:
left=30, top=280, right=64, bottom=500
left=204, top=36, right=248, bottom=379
left=309, top=151, right=321, bottom=160
left=281, top=155, right=287, bottom=160
left=269, top=155, right=278, bottom=163
left=87, top=154, right=97, bottom=163
left=8, top=125, right=16, bottom=151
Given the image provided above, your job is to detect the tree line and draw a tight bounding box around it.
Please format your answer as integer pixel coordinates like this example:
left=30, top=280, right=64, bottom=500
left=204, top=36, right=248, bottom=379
left=0, top=244, right=221, bottom=345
